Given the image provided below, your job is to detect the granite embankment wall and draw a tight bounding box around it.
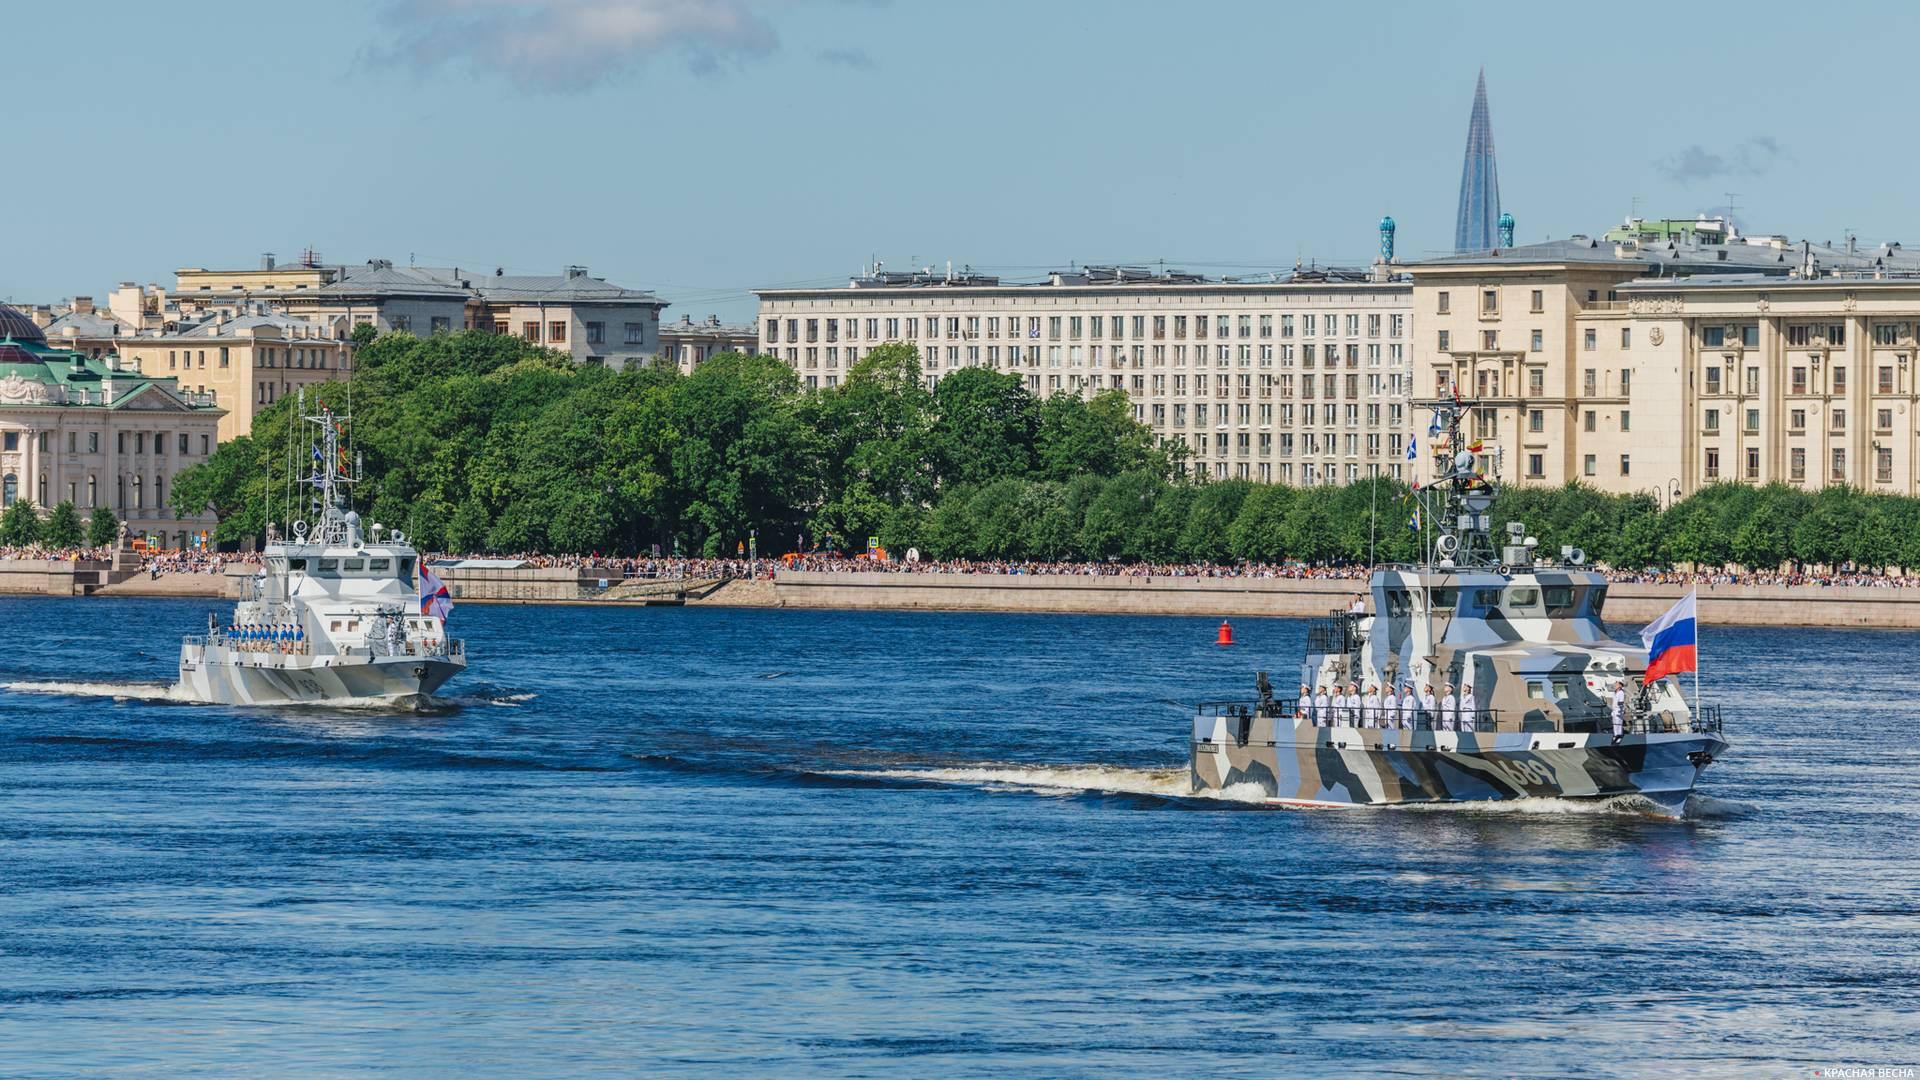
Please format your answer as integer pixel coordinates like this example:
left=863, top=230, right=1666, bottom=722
left=6, top=559, right=1920, bottom=628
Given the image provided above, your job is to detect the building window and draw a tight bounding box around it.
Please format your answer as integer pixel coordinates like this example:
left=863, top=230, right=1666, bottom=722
left=1705, top=408, right=1720, bottom=432
left=1621, top=369, right=1631, bottom=394
left=1832, top=408, right=1847, bottom=432
left=1878, top=446, right=1894, bottom=483
left=1703, top=326, right=1726, bottom=347
left=1530, top=329, right=1543, bottom=353
left=1790, top=409, right=1806, bottom=431
left=1438, top=330, right=1450, bottom=352
left=1529, top=409, right=1543, bottom=432
left=1874, top=323, right=1901, bottom=346
left=1583, top=329, right=1596, bottom=351
left=1791, top=366, right=1807, bottom=394
left=1481, top=289, right=1499, bottom=315
left=1584, top=369, right=1598, bottom=396
left=1705, top=448, right=1720, bottom=479
left=1787, top=324, right=1811, bottom=346
left=1437, top=291, right=1451, bottom=314
left=392, top=315, right=412, bottom=332
left=1877, top=408, right=1894, bottom=431
left=1527, top=453, right=1543, bottom=478
left=1620, top=410, right=1630, bottom=432
left=1832, top=447, right=1847, bottom=481
left=1746, top=366, right=1759, bottom=394
left=548, top=321, right=567, bottom=343
left=586, top=322, right=604, bottom=345
left=1528, top=368, right=1543, bottom=395
left=1828, top=323, right=1847, bottom=347
left=1879, top=365, right=1895, bottom=394
left=1790, top=447, right=1806, bottom=481
left=523, top=321, right=539, bottom=341
left=1746, top=447, right=1760, bottom=480
left=432, top=316, right=451, bottom=334
left=1583, top=454, right=1596, bottom=477
left=626, top=323, right=645, bottom=344
left=1585, top=410, right=1598, bottom=432
left=1834, top=365, right=1847, bottom=392
left=1705, top=368, right=1722, bottom=395
left=1481, top=330, right=1498, bottom=351
left=1619, top=454, right=1630, bottom=476
left=1741, top=325, right=1760, bottom=347
left=1621, top=328, right=1631, bottom=350
left=1530, top=289, right=1544, bottom=313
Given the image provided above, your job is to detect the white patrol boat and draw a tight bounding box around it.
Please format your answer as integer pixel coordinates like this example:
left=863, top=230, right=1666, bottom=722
left=172, top=395, right=465, bottom=706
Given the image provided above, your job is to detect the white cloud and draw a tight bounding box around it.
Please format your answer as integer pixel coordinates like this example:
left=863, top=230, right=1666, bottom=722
left=372, top=0, right=784, bottom=91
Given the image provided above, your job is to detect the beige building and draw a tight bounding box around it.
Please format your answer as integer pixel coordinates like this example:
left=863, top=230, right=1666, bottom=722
left=659, top=314, right=760, bottom=371
left=115, top=311, right=355, bottom=442
left=1411, top=222, right=1920, bottom=497
left=758, top=265, right=1417, bottom=484
left=1, top=305, right=222, bottom=545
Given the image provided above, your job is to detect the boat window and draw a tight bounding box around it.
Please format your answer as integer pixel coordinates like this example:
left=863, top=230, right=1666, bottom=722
left=399, top=557, right=415, bottom=577
left=288, top=558, right=308, bottom=572
left=1527, top=681, right=1549, bottom=700
left=348, top=620, right=359, bottom=631
left=1507, top=587, right=1539, bottom=608
left=343, top=559, right=366, bottom=573
left=1550, top=677, right=1572, bottom=700
left=367, top=558, right=391, bottom=573
left=1384, top=588, right=1412, bottom=617
left=1585, top=585, right=1608, bottom=617
left=1428, top=587, right=1458, bottom=611
left=1471, top=588, right=1501, bottom=614
left=329, top=621, right=342, bottom=631
left=1543, top=586, right=1574, bottom=614
left=268, top=558, right=288, bottom=573
left=317, top=558, right=338, bottom=573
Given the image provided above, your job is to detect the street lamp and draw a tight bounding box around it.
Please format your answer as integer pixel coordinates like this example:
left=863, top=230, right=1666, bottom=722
left=1668, top=479, right=1683, bottom=508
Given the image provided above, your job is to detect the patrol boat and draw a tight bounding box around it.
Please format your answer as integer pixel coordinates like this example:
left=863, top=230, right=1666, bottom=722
left=1191, top=399, right=1727, bottom=812
left=172, top=395, right=465, bottom=706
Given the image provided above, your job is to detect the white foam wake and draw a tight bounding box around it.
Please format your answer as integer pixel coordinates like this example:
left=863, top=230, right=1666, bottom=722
left=838, top=764, right=1271, bottom=804
left=1388, top=792, right=1687, bottom=819
left=2, top=680, right=184, bottom=702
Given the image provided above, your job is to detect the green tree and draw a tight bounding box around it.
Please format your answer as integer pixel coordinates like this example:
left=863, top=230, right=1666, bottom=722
left=87, top=504, right=119, bottom=548
left=0, top=501, right=42, bottom=546
left=349, top=322, right=379, bottom=348
left=1227, top=484, right=1295, bottom=562
left=1036, top=390, right=1167, bottom=481
left=42, top=500, right=84, bottom=548
left=928, top=367, right=1038, bottom=487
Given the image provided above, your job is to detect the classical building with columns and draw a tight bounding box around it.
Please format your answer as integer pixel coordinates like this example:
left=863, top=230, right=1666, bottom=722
left=757, top=264, right=1417, bottom=485
left=0, top=304, right=222, bottom=546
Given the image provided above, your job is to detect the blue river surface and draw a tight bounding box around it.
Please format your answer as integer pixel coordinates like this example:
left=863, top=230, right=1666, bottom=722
left=0, top=596, right=1916, bottom=1078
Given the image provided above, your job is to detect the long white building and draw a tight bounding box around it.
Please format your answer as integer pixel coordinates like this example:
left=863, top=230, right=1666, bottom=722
left=756, top=265, right=1415, bottom=484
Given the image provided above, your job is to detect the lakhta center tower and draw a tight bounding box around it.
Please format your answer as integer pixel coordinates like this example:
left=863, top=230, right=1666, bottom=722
left=1454, top=69, right=1502, bottom=252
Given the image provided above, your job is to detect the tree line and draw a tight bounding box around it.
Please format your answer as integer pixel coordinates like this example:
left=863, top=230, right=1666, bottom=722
left=159, top=331, right=1920, bottom=571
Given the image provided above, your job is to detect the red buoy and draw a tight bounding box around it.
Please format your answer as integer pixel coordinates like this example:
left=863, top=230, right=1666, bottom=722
left=1216, top=619, right=1234, bottom=646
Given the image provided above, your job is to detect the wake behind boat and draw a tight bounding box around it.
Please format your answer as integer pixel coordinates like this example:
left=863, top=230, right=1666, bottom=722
left=1190, top=397, right=1728, bottom=812
left=171, top=393, right=465, bottom=706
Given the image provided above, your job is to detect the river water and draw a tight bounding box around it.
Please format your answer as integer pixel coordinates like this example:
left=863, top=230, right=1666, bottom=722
left=0, top=597, right=1914, bottom=1077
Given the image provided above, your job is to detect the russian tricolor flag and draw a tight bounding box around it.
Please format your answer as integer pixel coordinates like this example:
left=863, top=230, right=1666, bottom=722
left=1639, top=591, right=1696, bottom=684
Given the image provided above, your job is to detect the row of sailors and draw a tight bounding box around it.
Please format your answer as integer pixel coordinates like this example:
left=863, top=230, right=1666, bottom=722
left=1296, top=681, right=1477, bottom=732
left=222, top=622, right=309, bottom=655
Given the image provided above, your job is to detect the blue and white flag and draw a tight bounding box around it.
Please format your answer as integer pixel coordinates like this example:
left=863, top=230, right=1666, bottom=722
left=1428, top=410, right=1443, bottom=437
left=1406, top=436, right=1417, bottom=461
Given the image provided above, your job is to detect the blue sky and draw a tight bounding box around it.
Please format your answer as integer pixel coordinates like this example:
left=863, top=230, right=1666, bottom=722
left=3, top=1, right=1910, bottom=322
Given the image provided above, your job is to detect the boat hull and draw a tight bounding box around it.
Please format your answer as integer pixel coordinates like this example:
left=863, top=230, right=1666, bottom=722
left=173, top=649, right=464, bottom=706
left=1192, top=713, right=1725, bottom=809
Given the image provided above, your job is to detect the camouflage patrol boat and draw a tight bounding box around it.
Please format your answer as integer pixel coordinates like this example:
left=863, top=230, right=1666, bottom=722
left=1191, top=401, right=1727, bottom=813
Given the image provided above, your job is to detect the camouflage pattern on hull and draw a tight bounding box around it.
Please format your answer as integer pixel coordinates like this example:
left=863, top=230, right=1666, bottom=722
left=1192, top=713, right=1725, bottom=809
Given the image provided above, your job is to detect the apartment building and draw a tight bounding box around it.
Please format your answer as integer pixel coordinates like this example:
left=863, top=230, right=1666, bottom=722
left=757, top=266, right=1416, bottom=484
left=1411, top=220, right=1920, bottom=496
left=659, top=314, right=760, bottom=371
left=115, top=311, right=355, bottom=442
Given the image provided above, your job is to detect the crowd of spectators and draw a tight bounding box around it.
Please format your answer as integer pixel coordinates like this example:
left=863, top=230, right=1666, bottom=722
left=10, top=542, right=1920, bottom=590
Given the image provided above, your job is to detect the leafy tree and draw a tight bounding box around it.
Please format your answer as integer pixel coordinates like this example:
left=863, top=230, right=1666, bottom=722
left=349, top=322, right=379, bottom=348
left=1227, top=484, right=1294, bottom=562
left=87, top=505, right=119, bottom=548
left=1036, top=390, right=1168, bottom=481
left=928, top=367, right=1038, bottom=488
left=0, top=501, right=42, bottom=546
left=42, top=501, right=84, bottom=548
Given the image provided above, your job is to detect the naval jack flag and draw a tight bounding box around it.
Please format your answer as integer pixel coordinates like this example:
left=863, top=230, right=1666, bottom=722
left=420, top=565, right=454, bottom=623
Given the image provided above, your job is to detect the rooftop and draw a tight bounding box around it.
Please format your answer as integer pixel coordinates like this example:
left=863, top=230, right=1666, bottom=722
left=759, top=262, right=1400, bottom=297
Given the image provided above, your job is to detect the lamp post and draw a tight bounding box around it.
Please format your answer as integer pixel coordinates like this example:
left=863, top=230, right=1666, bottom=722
left=1668, top=479, right=1682, bottom=508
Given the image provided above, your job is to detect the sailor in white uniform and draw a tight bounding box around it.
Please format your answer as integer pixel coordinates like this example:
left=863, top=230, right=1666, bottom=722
left=1347, top=682, right=1362, bottom=726
left=1380, top=686, right=1400, bottom=731
left=1420, top=684, right=1438, bottom=730
left=1400, top=683, right=1419, bottom=728
left=1611, top=683, right=1626, bottom=744
left=1439, top=683, right=1458, bottom=732
left=1362, top=685, right=1381, bottom=729
left=1458, top=683, right=1477, bottom=733
left=1297, top=684, right=1313, bottom=722
left=1313, top=686, right=1331, bottom=728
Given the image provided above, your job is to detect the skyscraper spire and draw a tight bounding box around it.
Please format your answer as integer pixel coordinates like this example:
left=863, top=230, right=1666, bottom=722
left=1454, top=69, right=1502, bottom=252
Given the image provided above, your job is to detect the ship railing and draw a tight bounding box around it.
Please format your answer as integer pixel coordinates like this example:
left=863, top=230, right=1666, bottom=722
left=1193, top=702, right=1726, bottom=736
left=1304, top=610, right=1362, bottom=654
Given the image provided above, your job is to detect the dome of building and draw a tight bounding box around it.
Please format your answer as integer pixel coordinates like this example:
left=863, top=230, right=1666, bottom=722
left=0, top=303, right=47, bottom=343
